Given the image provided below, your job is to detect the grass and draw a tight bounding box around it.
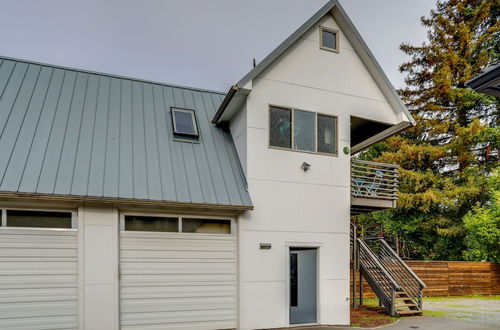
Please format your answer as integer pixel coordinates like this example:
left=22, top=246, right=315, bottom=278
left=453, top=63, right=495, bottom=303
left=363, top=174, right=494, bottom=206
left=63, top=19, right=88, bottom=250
left=424, top=295, right=500, bottom=301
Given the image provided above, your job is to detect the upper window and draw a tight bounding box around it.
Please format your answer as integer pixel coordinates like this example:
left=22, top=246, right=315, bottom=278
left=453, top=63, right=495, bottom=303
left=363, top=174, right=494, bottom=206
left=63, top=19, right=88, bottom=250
left=269, top=106, right=338, bottom=156
left=320, top=26, right=339, bottom=52
left=171, top=107, right=199, bottom=139
left=0, top=209, right=75, bottom=229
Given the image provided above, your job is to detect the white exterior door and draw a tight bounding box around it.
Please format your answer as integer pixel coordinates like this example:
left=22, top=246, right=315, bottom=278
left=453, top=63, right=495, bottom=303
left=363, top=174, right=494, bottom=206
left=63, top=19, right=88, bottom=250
left=119, top=215, right=237, bottom=330
left=0, top=210, right=79, bottom=330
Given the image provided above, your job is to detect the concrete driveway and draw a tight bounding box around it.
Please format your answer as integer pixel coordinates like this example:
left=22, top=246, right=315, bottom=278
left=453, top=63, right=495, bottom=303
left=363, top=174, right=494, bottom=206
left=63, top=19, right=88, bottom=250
left=286, top=317, right=497, bottom=329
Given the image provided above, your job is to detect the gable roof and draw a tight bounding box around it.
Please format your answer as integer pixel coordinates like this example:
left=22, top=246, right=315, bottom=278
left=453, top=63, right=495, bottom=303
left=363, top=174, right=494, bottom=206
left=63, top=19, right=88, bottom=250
left=0, top=56, right=252, bottom=211
left=212, top=0, right=415, bottom=126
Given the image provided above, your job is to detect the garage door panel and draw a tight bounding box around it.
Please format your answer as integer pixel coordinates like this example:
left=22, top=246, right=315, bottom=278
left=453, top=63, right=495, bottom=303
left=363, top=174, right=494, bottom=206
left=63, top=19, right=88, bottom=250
left=0, top=301, right=78, bottom=318
left=120, top=232, right=237, bottom=329
left=123, top=320, right=236, bottom=330
left=0, top=229, right=78, bottom=330
left=122, top=297, right=236, bottom=313
left=122, top=310, right=236, bottom=328
left=0, top=247, right=77, bottom=258
left=121, top=249, right=235, bottom=259
left=0, top=315, right=78, bottom=330
left=122, top=263, right=236, bottom=274
left=121, top=285, right=235, bottom=299
left=0, top=287, right=78, bottom=303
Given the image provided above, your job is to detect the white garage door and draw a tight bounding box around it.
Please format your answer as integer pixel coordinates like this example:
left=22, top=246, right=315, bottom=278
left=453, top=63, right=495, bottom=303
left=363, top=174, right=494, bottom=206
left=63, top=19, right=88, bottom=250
left=119, top=215, right=237, bottom=330
left=0, top=209, right=79, bottom=330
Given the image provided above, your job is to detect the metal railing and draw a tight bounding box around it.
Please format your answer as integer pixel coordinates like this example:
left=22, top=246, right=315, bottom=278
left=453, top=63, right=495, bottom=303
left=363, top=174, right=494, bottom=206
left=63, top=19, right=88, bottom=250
left=357, top=238, right=399, bottom=316
left=364, top=237, right=426, bottom=311
left=351, top=160, right=399, bottom=200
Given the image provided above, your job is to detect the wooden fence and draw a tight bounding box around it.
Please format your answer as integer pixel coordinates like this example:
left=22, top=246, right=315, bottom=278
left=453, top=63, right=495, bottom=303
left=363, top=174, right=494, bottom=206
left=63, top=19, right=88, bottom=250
left=351, top=261, right=500, bottom=298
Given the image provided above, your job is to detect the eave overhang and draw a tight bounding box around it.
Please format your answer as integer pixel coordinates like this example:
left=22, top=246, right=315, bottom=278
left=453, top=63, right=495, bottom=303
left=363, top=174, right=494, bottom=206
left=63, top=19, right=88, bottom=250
left=351, top=121, right=412, bottom=154
left=466, top=63, right=500, bottom=97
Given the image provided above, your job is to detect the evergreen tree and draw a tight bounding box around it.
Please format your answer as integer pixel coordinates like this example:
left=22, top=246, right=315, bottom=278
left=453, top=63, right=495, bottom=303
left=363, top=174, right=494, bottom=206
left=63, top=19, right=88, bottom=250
left=358, top=0, right=499, bottom=260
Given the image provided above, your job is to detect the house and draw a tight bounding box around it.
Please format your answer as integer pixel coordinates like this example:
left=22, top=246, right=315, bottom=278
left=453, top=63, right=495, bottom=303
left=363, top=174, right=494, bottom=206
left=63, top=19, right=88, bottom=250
left=466, top=62, right=500, bottom=97
left=0, top=1, right=416, bottom=329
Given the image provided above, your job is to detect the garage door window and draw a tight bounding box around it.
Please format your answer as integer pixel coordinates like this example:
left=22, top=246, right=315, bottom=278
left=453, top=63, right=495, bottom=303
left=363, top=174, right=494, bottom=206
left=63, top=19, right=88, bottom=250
left=124, top=215, right=178, bottom=232
left=0, top=209, right=76, bottom=229
left=122, top=214, right=232, bottom=234
left=182, top=218, right=231, bottom=234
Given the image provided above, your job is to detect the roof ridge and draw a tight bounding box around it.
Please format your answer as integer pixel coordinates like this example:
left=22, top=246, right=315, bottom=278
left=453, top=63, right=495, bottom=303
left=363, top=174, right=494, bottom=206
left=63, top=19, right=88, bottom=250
left=0, top=54, right=227, bottom=95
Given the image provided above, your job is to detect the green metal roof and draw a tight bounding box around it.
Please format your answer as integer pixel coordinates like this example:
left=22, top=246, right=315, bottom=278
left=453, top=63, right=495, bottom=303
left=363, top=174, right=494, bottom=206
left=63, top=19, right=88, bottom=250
left=0, top=56, right=252, bottom=210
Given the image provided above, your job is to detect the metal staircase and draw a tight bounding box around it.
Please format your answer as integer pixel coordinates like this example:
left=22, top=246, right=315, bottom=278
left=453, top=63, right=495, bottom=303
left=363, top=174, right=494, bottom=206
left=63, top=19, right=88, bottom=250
left=351, top=223, right=426, bottom=316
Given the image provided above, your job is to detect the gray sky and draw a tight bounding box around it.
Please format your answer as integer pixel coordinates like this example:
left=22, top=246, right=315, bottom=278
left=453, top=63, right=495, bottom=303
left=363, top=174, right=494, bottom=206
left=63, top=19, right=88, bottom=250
left=0, top=0, right=436, bottom=92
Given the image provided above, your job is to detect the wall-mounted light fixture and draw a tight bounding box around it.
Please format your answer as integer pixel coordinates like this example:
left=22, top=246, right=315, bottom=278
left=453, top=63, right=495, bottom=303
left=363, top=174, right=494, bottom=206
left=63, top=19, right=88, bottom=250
left=259, top=243, right=272, bottom=250
left=301, top=162, right=311, bottom=172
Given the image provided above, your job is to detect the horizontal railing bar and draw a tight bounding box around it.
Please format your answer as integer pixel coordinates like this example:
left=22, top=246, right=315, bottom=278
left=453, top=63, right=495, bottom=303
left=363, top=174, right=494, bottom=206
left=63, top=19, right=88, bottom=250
left=351, top=191, right=398, bottom=199
left=352, top=159, right=400, bottom=169
left=351, top=165, right=399, bottom=174
left=378, top=239, right=427, bottom=288
left=351, top=174, right=398, bottom=183
left=351, top=185, right=398, bottom=193
left=351, top=168, right=399, bottom=175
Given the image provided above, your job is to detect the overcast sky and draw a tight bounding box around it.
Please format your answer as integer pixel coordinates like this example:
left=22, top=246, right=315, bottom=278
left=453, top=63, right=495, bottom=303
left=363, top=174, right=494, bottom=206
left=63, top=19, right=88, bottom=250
left=0, top=0, right=436, bottom=92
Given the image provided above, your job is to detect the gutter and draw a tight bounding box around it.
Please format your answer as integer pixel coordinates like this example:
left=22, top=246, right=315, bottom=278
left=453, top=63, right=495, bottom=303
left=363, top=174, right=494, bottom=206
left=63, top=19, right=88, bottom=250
left=211, top=85, right=239, bottom=124
left=0, top=191, right=253, bottom=213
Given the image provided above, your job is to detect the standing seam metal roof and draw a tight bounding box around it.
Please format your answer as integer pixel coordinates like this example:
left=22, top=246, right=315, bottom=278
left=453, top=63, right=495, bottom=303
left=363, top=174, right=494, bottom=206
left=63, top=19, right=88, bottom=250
left=0, top=56, right=252, bottom=209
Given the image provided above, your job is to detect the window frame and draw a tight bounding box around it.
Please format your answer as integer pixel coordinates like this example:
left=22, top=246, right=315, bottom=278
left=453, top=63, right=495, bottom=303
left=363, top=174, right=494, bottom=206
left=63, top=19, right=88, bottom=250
left=171, top=107, right=200, bottom=139
left=319, top=26, right=339, bottom=53
left=268, top=105, right=338, bottom=157
left=120, top=212, right=235, bottom=236
left=0, top=207, right=78, bottom=230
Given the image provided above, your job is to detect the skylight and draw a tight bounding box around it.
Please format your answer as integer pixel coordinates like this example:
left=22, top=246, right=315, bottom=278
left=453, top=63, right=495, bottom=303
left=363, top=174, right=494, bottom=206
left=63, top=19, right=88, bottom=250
left=171, top=107, right=199, bottom=139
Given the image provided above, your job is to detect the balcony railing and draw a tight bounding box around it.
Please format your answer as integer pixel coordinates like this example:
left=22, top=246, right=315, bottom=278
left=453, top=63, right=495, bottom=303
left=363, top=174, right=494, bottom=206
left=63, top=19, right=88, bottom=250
left=351, top=159, right=399, bottom=213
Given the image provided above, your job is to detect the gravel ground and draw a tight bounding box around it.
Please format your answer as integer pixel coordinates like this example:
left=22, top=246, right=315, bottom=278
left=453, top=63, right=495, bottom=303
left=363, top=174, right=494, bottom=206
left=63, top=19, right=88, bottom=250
left=422, top=296, right=500, bottom=328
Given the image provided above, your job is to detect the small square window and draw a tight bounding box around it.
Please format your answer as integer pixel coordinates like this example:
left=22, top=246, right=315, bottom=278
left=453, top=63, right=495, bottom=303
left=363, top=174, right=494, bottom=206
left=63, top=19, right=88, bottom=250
left=320, top=27, right=339, bottom=52
left=171, top=107, right=199, bottom=138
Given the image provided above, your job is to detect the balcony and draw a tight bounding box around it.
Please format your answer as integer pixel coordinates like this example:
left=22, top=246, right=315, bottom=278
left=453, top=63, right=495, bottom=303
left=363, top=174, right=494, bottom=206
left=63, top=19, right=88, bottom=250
left=351, top=159, right=399, bottom=215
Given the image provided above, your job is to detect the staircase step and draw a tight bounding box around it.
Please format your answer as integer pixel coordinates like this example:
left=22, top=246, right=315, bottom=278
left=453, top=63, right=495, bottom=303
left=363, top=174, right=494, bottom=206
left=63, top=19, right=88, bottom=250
left=396, top=303, right=417, bottom=308
left=397, top=310, right=422, bottom=316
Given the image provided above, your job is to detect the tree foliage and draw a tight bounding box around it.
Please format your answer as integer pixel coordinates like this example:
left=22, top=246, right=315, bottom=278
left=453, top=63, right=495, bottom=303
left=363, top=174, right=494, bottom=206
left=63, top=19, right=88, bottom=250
left=463, top=169, right=500, bottom=262
left=356, top=0, right=500, bottom=260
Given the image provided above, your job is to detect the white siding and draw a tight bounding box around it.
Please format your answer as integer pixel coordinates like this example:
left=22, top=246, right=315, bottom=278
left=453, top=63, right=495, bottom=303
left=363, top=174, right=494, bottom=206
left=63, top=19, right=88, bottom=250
left=119, top=232, right=237, bottom=330
left=0, top=229, right=79, bottom=330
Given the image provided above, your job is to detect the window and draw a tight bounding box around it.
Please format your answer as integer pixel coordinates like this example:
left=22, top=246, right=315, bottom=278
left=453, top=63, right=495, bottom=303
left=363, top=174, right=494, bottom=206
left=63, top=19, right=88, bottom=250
left=317, top=114, right=338, bottom=154
left=269, top=106, right=292, bottom=148
left=0, top=209, right=76, bottom=229
left=125, top=215, right=178, bottom=232
left=171, top=107, right=199, bottom=139
left=182, top=218, right=231, bottom=234
left=320, top=26, right=339, bottom=52
left=269, top=106, right=338, bottom=155
left=122, top=214, right=232, bottom=234
left=294, top=110, right=316, bottom=152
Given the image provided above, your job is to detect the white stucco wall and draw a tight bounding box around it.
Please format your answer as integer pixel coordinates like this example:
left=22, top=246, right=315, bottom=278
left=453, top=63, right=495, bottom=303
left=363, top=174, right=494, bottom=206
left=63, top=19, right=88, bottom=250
left=233, top=13, right=403, bottom=329
left=79, top=206, right=119, bottom=330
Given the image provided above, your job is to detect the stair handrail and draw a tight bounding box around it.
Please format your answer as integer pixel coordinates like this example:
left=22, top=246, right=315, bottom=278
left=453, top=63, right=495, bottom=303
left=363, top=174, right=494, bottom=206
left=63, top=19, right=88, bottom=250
left=357, top=238, right=400, bottom=290
left=378, top=239, right=427, bottom=289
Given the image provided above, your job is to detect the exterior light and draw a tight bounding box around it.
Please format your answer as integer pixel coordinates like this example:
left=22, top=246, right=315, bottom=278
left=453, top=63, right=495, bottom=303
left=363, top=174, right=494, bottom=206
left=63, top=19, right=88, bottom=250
left=301, top=162, right=311, bottom=172
left=259, top=243, right=272, bottom=250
